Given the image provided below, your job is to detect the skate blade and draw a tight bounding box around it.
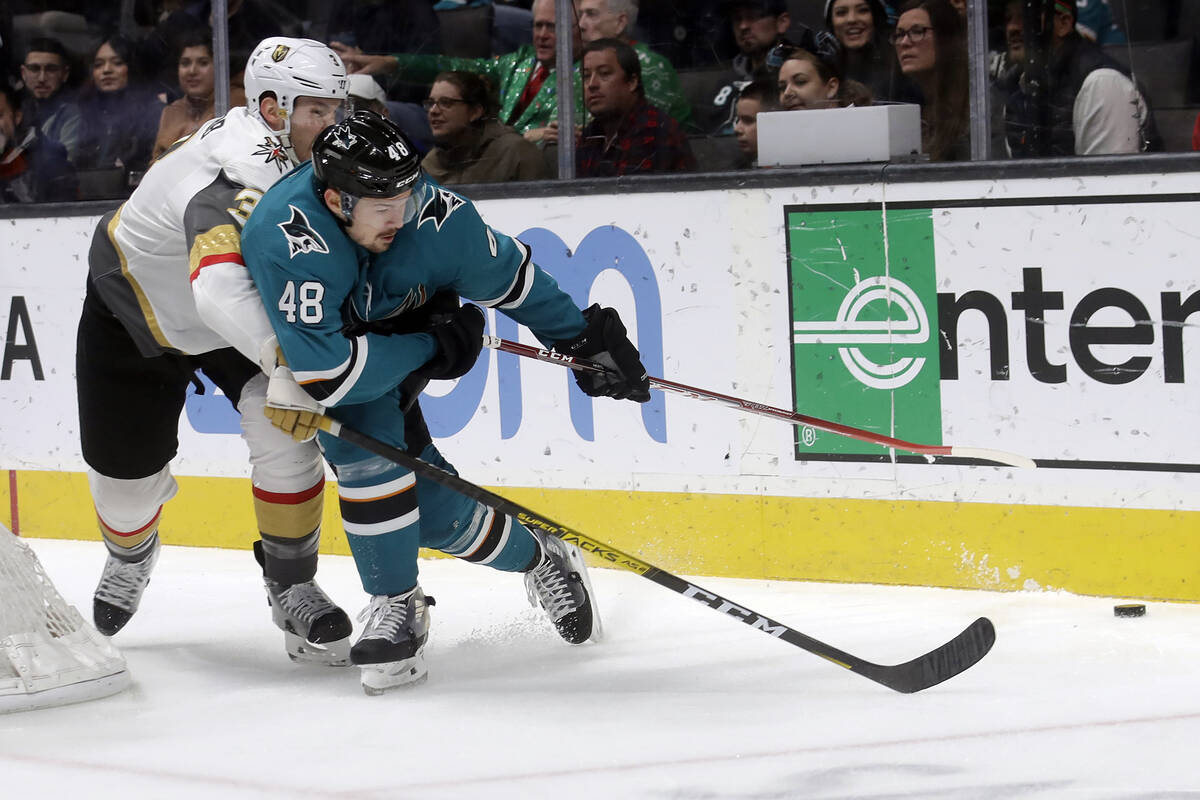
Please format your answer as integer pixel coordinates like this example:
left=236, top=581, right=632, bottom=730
left=565, top=545, right=604, bottom=643
left=360, top=652, right=428, bottom=695
left=284, top=632, right=352, bottom=667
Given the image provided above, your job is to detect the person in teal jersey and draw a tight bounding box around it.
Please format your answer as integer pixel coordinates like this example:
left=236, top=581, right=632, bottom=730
left=241, top=110, right=651, bottom=695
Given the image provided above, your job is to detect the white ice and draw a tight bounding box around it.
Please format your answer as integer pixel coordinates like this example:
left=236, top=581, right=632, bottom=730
left=3, top=539, right=1199, bottom=799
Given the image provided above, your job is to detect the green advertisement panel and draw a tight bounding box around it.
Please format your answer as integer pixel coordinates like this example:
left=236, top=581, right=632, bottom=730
left=786, top=205, right=942, bottom=460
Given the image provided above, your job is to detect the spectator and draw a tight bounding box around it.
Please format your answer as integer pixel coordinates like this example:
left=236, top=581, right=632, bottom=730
left=577, top=0, right=693, bottom=126
left=732, top=78, right=776, bottom=168
left=894, top=0, right=969, bottom=161
left=1001, top=0, right=1158, bottom=157
left=421, top=70, right=548, bottom=184
left=0, top=82, right=77, bottom=203
left=708, top=0, right=793, bottom=134
left=824, top=0, right=916, bottom=102
left=1075, top=0, right=1126, bottom=44
left=19, top=37, right=82, bottom=166
left=340, top=0, right=584, bottom=146
left=576, top=38, right=696, bottom=177
left=347, top=73, right=433, bottom=154
left=152, top=30, right=247, bottom=160
left=775, top=41, right=872, bottom=110
left=75, top=35, right=164, bottom=180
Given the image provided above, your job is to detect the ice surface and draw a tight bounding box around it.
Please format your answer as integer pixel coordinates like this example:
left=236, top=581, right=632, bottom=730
left=3, top=539, right=1198, bottom=799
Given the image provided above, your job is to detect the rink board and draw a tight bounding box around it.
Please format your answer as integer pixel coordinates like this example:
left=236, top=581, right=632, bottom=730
left=3, top=171, right=1199, bottom=600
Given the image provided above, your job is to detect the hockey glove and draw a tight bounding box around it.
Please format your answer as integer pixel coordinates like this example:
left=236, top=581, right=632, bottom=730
left=553, top=304, right=651, bottom=402
left=264, top=365, right=326, bottom=442
left=410, top=303, right=486, bottom=380
left=341, top=289, right=461, bottom=337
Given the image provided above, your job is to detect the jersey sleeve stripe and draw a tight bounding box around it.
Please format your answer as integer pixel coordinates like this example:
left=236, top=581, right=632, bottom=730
left=476, top=237, right=534, bottom=309
left=190, top=252, right=246, bottom=282
left=292, top=334, right=369, bottom=406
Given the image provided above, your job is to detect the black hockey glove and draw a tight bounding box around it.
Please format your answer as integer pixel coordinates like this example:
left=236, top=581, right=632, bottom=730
left=342, top=289, right=462, bottom=337
left=410, top=303, right=486, bottom=380
left=553, top=304, right=651, bottom=402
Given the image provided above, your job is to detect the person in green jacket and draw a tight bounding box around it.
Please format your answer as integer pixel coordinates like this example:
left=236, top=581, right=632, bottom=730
left=341, top=0, right=692, bottom=142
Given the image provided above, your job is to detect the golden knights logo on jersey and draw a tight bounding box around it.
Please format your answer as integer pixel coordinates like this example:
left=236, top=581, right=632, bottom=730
left=278, top=205, right=329, bottom=258
left=252, top=138, right=290, bottom=173
left=417, top=187, right=465, bottom=232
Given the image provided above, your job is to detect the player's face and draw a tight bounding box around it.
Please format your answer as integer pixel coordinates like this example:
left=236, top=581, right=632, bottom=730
left=733, top=96, right=761, bottom=155
left=178, top=45, right=214, bottom=99
left=777, top=57, right=838, bottom=110
left=289, top=96, right=344, bottom=161
left=830, top=0, right=875, bottom=51
left=92, top=42, right=129, bottom=93
left=578, top=0, right=626, bottom=43
left=343, top=191, right=415, bottom=253
left=21, top=51, right=68, bottom=99
left=582, top=48, right=637, bottom=118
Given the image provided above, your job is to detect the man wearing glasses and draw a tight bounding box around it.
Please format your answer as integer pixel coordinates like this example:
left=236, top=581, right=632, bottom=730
left=19, top=37, right=81, bottom=165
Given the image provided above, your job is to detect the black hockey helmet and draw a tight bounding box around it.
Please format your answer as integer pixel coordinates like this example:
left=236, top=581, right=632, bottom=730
left=312, top=110, right=422, bottom=198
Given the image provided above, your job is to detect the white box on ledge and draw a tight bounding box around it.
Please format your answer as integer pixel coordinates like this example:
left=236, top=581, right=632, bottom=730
left=756, top=103, right=922, bottom=167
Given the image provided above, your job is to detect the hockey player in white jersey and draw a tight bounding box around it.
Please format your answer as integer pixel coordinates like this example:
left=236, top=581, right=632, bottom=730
left=77, top=37, right=353, bottom=665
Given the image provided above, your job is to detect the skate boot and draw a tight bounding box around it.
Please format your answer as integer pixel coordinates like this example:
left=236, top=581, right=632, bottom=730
left=93, top=537, right=160, bottom=636
left=524, top=532, right=601, bottom=644
left=263, top=578, right=353, bottom=666
left=351, top=587, right=434, bottom=695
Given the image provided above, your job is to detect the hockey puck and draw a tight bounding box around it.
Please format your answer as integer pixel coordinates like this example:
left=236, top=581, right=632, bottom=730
left=1114, top=603, right=1146, bottom=618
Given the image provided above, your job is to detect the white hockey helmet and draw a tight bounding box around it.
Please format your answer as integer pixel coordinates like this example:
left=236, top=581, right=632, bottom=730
left=244, top=37, right=348, bottom=138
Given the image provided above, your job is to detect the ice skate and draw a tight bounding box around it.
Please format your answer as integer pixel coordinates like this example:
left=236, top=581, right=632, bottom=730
left=93, top=537, right=160, bottom=636
left=351, top=587, right=433, bottom=695
left=263, top=577, right=353, bottom=667
left=525, top=532, right=601, bottom=644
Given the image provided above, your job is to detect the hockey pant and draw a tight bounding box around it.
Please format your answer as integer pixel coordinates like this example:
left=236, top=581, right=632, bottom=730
left=76, top=277, right=325, bottom=582
left=319, top=389, right=540, bottom=595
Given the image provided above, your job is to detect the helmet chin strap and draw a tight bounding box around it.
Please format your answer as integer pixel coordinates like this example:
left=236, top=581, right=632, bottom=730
left=276, top=108, right=300, bottom=166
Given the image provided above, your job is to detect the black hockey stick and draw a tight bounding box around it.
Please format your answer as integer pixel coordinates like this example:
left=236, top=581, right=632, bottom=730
left=317, top=415, right=996, bottom=693
left=483, top=336, right=1036, bottom=469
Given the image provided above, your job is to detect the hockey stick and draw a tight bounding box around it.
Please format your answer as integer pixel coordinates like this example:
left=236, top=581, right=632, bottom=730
left=317, top=415, right=996, bottom=693
left=483, top=336, right=1036, bottom=469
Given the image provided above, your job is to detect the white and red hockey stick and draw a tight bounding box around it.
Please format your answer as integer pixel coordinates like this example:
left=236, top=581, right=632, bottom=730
left=482, top=335, right=1036, bottom=469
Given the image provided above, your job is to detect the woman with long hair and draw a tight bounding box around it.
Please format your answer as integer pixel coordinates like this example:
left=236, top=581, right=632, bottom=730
left=75, top=35, right=164, bottom=179
left=152, top=29, right=246, bottom=159
left=824, top=0, right=914, bottom=102
left=893, top=0, right=969, bottom=161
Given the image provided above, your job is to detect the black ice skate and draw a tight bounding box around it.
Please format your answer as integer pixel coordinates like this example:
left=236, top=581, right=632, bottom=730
left=263, top=577, right=353, bottom=667
left=351, top=587, right=433, bottom=695
left=93, top=536, right=160, bottom=636
left=525, top=532, right=602, bottom=644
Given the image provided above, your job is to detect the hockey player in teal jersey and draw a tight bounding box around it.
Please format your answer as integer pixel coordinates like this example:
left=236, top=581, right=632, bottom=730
left=241, top=110, right=650, bottom=694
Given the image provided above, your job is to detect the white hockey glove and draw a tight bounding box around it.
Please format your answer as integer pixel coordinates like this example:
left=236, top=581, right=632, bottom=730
left=265, top=366, right=325, bottom=442
left=261, top=335, right=326, bottom=443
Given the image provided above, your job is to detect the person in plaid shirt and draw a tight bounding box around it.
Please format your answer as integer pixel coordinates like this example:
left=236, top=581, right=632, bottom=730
left=577, top=38, right=696, bottom=177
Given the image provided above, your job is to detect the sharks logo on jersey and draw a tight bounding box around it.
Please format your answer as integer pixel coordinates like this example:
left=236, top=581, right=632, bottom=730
left=278, top=205, right=329, bottom=258
left=417, top=187, right=465, bottom=232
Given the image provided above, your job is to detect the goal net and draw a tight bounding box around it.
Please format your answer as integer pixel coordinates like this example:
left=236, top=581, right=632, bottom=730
left=1, top=524, right=130, bottom=713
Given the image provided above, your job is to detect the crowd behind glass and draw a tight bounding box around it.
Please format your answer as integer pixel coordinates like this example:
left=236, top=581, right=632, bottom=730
left=1, top=0, right=1196, bottom=204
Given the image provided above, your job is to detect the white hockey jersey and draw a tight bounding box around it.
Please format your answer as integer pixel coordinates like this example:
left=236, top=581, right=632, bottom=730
left=90, top=107, right=295, bottom=359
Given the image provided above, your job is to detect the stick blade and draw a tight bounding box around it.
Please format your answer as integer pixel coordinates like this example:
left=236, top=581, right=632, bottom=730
left=948, top=447, right=1037, bottom=469
left=861, top=617, right=996, bottom=694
